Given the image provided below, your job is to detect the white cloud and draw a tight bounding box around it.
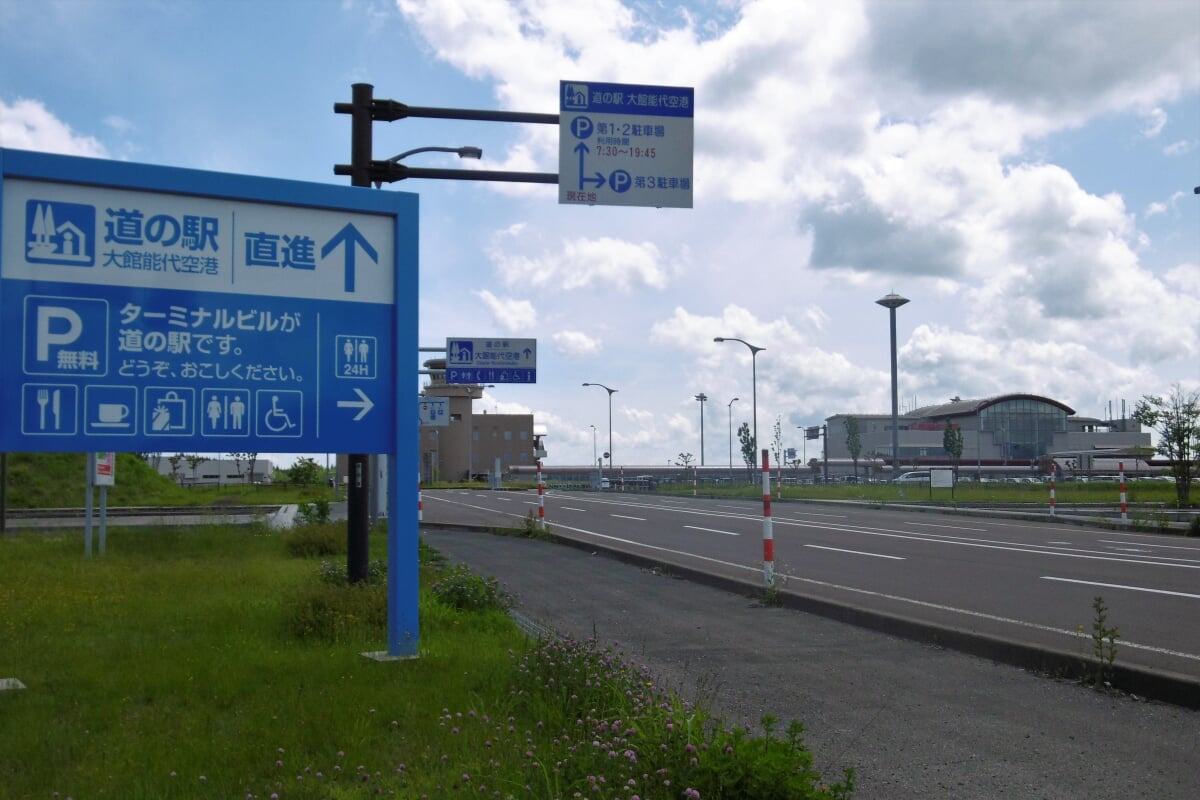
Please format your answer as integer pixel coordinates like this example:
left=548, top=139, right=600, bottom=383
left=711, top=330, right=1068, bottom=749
left=553, top=330, right=602, bottom=356
left=1163, top=139, right=1195, bottom=156
left=0, top=98, right=108, bottom=156
left=489, top=230, right=678, bottom=292
left=474, top=289, right=537, bottom=331
left=1140, top=107, right=1167, bottom=138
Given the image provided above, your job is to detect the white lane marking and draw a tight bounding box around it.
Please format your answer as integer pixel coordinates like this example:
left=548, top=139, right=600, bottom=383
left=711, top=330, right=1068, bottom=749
left=804, top=544, right=905, bottom=560
left=543, top=519, right=1200, bottom=665
left=903, top=521, right=987, bottom=532
left=561, top=506, right=587, bottom=512
left=612, top=514, right=646, bottom=521
left=1104, top=547, right=1153, bottom=553
left=1041, top=576, right=1200, bottom=600
left=1099, top=539, right=1200, bottom=553
left=683, top=525, right=740, bottom=537
left=1046, top=541, right=1072, bottom=545
left=428, top=491, right=1199, bottom=568
left=771, top=518, right=1200, bottom=569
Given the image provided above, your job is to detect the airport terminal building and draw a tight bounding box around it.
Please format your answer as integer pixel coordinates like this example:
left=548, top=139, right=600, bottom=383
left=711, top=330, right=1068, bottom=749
left=822, top=393, right=1152, bottom=479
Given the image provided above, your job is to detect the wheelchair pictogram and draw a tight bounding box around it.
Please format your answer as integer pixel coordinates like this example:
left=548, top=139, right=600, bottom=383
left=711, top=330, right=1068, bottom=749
left=255, top=389, right=302, bottom=438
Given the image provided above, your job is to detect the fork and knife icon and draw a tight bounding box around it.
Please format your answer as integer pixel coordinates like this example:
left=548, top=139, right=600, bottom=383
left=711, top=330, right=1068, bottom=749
left=36, top=388, right=62, bottom=430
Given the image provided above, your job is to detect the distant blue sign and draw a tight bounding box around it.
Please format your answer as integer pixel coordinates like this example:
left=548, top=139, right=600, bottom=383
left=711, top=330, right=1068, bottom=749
left=0, top=148, right=417, bottom=454
left=445, top=337, right=537, bottom=384
left=419, top=396, right=449, bottom=427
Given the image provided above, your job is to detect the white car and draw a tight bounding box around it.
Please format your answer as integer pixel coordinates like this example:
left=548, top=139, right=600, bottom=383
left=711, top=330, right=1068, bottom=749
left=893, top=471, right=930, bottom=484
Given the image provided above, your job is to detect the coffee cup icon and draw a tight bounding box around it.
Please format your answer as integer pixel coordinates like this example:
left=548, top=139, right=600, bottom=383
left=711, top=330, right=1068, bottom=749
left=97, top=403, right=129, bottom=424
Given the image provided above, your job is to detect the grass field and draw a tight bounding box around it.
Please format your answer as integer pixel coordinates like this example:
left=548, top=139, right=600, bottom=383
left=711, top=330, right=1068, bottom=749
left=0, top=522, right=853, bottom=799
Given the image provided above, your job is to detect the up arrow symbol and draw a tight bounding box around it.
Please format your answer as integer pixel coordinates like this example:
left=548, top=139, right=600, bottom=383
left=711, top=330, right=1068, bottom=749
left=321, top=223, right=379, bottom=293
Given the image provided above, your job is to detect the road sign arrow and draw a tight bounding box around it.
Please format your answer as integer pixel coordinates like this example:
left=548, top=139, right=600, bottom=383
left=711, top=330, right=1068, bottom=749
left=337, top=387, right=374, bottom=421
left=321, top=223, right=379, bottom=293
left=574, top=143, right=606, bottom=190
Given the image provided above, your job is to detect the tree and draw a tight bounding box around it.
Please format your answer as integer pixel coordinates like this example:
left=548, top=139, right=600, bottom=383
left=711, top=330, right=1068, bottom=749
left=771, top=415, right=785, bottom=483
left=287, top=456, right=322, bottom=485
left=942, top=424, right=964, bottom=477
left=228, top=452, right=248, bottom=481
left=184, top=454, right=205, bottom=484
left=738, top=422, right=756, bottom=475
left=675, top=452, right=695, bottom=468
left=1133, top=384, right=1199, bottom=505
left=845, top=416, right=862, bottom=480
left=167, top=453, right=184, bottom=483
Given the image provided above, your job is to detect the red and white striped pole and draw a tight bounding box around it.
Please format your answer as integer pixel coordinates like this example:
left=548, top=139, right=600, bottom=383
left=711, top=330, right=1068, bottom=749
left=1048, top=468, right=1056, bottom=517
left=1119, top=461, right=1127, bottom=525
left=761, top=449, right=775, bottom=588
left=537, top=459, right=545, bottom=529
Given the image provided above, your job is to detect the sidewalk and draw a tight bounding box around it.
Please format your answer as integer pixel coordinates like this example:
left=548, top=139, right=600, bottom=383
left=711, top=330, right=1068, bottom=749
left=421, top=527, right=1199, bottom=800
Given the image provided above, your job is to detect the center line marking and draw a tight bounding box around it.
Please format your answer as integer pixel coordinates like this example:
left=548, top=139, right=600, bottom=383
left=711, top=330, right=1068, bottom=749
left=611, top=514, right=646, bottom=521
left=805, top=544, right=905, bottom=560
left=683, top=525, right=739, bottom=536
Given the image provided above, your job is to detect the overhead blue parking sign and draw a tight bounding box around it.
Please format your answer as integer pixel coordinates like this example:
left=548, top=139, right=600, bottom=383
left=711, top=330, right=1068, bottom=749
left=559, top=80, right=694, bottom=208
left=445, top=337, right=537, bottom=384
left=0, top=148, right=417, bottom=455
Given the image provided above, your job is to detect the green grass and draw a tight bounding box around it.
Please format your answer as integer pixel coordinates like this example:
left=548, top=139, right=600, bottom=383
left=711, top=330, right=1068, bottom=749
left=3, top=452, right=334, bottom=509
left=0, top=523, right=853, bottom=799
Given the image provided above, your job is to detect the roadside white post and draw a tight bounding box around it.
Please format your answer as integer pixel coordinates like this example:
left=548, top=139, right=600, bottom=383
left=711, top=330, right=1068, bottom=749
left=1119, top=461, right=1128, bottom=525
left=537, top=460, right=545, bottom=530
left=1049, top=470, right=1056, bottom=517
left=761, top=449, right=775, bottom=588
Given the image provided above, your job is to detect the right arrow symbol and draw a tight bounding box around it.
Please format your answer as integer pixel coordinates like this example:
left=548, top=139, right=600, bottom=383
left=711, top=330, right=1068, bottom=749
left=337, top=387, right=374, bottom=421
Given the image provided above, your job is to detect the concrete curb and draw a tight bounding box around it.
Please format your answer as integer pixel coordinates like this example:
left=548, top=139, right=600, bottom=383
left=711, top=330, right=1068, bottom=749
left=420, top=520, right=1200, bottom=710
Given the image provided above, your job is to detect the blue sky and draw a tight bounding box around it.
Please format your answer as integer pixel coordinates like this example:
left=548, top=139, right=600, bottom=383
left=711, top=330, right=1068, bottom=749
left=2, top=0, right=1198, bottom=469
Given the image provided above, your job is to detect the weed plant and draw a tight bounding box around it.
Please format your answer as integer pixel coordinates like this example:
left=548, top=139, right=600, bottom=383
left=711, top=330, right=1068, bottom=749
left=281, top=520, right=345, bottom=558
left=0, top=524, right=850, bottom=798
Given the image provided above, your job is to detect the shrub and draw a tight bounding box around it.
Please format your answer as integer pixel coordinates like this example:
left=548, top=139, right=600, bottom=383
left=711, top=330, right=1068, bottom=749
left=429, top=564, right=513, bottom=612
left=297, top=496, right=332, bottom=524
left=282, top=521, right=344, bottom=557
left=282, top=579, right=386, bottom=641
left=1188, top=515, right=1200, bottom=538
left=318, top=558, right=387, bottom=585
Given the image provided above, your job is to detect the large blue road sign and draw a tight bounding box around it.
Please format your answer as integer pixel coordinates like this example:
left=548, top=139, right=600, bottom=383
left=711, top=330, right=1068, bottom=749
left=558, top=80, right=694, bottom=208
left=0, top=148, right=417, bottom=455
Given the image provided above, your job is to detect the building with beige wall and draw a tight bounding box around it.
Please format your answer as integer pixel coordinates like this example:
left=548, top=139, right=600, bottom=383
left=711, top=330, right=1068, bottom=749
left=420, top=359, right=535, bottom=483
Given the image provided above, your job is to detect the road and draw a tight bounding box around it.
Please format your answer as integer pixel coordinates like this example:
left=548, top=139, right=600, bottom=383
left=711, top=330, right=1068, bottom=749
left=420, top=488, right=1200, bottom=683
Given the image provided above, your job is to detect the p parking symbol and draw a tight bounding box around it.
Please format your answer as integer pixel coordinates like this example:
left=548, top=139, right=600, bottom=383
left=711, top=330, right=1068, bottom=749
left=23, top=295, right=109, bottom=376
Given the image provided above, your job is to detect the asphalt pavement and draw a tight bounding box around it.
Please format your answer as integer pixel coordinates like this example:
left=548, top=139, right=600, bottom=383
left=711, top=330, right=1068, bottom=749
left=420, top=526, right=1199, bottom=800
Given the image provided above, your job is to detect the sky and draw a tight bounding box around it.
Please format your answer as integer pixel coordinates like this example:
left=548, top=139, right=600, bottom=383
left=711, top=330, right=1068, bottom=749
left=2, top=0, right=1198, bottom=470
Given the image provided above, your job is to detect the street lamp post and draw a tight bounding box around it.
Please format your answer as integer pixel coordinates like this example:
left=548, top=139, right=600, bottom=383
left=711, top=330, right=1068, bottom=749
left=876, top=293, right=909, bottom=481
left=714, top=337, right=765, bottom=455
left=582, top=383, right=617, bottom=479
left=728, top=397, right=739, bottom=482
left=694, top=393, right=708, bottom=466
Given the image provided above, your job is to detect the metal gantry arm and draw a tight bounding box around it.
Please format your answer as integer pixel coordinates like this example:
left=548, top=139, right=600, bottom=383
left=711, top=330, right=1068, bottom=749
left=334, top=84, right=559, bottom=185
